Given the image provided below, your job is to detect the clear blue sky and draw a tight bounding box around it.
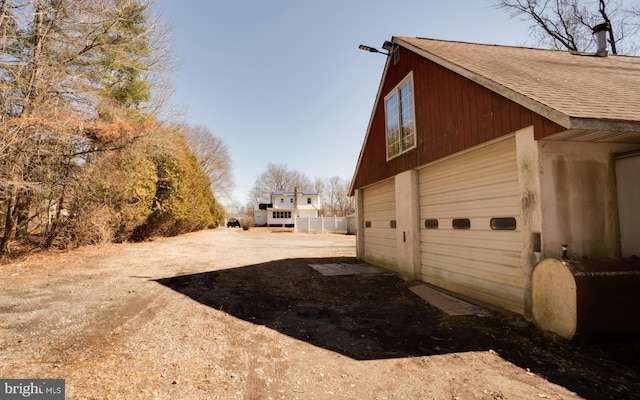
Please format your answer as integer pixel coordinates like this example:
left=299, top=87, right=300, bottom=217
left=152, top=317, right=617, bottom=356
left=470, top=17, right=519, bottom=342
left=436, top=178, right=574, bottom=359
left=151, top=0, right=532, bottom=208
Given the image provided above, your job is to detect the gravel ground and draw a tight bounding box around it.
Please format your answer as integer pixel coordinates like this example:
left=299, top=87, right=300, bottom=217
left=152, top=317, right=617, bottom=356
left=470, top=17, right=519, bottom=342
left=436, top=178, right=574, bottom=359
left=0, top=228, right=638, bottom=399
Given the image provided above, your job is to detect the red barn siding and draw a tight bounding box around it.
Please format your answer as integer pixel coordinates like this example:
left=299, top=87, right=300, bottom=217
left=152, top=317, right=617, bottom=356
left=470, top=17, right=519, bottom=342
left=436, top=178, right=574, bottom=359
left=352, top=47, right=564, bottom=191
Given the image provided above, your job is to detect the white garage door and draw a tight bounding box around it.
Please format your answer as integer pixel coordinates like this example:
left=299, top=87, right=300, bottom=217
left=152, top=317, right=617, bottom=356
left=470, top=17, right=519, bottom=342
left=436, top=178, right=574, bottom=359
left=362, top=178, right=397, bottom=270
left=616, top=152, right=640, bottom=257
left=418, top=136, right=525, bottom=314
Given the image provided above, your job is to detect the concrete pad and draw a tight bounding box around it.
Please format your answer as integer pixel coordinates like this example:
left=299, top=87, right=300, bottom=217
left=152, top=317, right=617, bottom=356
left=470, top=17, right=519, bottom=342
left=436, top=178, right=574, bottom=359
left=409, top=285, right=491, bottom=317
left=309, top=263, right=389, bottom=276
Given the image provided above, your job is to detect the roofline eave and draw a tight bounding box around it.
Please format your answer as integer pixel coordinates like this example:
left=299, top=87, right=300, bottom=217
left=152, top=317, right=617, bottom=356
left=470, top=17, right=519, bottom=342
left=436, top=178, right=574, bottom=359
left=567, top=117, right=640, bottom=132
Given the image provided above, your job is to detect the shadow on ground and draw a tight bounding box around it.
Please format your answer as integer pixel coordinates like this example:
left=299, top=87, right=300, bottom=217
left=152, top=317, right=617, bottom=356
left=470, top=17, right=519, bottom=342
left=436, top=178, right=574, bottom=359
left=155, top=257, right=640, bottom=400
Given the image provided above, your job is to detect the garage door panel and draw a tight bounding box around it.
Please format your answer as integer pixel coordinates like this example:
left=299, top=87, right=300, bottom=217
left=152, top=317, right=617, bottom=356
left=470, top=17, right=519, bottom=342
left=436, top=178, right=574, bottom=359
left=363, top=198, right=395, bottom=208
left=421, top=254, right=523, bottom=288
left=423, top=270, right=525, bottom=313
left=421, top=169, right=518, bottom=193
left=364, top=245, right=396, bottom=258
left=421, top=244, right=523, bottom=273
left=422, top=183, right=519, bottom=204
left=421, top=234, right=523, bottom=265
left=418, top=136, right=524, bottom=314
left=421, top=141, right=516, bottom=179
left=421, top=200, right=521, bottom=218
left=423, top=144, right=514, bottom=172
left=421, top=230, right=522, bottom=252
left=365, top=228, right=396, bottom=240
left=364, top=186, right=394, bottom=200
left=420, top=238, right=522, bottom=254
left=363, top=179, right=397, bottom=270
left=364, top=208, right=394, bottom=218
left=364, top=252, right=397, bottom=269
left=364, top=234, right=396, bottom=248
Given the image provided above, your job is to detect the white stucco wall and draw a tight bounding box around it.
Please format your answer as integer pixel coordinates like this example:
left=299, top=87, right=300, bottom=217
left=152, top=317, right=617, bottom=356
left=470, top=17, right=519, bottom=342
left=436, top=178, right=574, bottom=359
left=538, top=140, right=638, bottom=258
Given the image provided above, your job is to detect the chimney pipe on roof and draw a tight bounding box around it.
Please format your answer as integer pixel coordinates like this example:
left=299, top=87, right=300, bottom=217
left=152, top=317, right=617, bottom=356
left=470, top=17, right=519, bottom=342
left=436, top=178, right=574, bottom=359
left=592, top=22, right=610, bottom=57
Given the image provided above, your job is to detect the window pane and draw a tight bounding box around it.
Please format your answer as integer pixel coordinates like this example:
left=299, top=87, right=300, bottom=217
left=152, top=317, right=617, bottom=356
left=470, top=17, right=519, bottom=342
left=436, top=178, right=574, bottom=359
left=490, top=217, right=517, bottom=230
left=399, top=81, right=415, bottom=151
left=452, top=218, right=471, bottom=229
left=401, top=130, right=415, bottom=150
left=388, top=136, right=400, bottom=158
left=425, top=219, right=438, bottom=229
left=386, top=77, right=416, bottom=158
left=386, top=93, right=400, bottom=158
left=386, top=92, right=399, bottom=129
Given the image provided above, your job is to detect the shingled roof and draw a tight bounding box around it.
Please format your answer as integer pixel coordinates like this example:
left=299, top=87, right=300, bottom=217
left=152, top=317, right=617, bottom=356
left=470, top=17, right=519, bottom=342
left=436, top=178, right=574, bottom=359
left=395, top=37, right=640, bottom=141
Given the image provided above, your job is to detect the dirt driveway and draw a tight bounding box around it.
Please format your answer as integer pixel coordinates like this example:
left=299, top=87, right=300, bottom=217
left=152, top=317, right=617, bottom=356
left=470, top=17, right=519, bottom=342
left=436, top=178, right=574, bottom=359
left=1, top=229, right=638, bottom=399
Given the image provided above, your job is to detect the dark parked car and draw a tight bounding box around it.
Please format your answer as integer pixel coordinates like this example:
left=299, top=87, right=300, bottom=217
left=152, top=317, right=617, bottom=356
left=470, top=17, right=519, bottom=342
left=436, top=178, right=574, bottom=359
left=227, top=218, right=241, bottom=228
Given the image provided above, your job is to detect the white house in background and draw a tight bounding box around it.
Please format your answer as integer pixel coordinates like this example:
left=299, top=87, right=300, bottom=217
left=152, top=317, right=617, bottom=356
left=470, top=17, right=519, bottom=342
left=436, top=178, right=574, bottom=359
left=254, top=190, right=320, bottom=227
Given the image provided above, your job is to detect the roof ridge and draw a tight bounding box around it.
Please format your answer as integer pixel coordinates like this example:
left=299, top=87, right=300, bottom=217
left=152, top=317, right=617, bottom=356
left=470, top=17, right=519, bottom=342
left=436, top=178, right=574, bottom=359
left=399, top=36, right=568, bottom=53
left=398, top=36, right=639, bottom=59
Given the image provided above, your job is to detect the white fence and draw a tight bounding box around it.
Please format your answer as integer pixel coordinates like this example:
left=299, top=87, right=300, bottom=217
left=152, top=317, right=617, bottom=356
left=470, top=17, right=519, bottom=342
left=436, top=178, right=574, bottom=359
left=295, top=216, right=347, bottom=233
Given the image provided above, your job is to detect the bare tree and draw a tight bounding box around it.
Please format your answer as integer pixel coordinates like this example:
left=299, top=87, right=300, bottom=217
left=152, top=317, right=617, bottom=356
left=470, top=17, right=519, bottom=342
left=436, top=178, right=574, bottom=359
left=493, top=0, right=640, bottom=54
left=317, top=176, right=355, bottom=217
left=247, top=163, right=312, bottom=205
left=183, top=124, right=233, bottom=202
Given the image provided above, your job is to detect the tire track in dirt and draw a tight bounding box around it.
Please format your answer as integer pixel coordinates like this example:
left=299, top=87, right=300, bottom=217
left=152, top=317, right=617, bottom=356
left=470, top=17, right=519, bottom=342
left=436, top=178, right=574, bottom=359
left=57, top=293, right=161, bottom=363
left=243, top=328, right=289, bottom=399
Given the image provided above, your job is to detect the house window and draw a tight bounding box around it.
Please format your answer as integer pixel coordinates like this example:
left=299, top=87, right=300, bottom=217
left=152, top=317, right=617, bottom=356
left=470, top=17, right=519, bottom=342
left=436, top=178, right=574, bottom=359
left=290, top=198, right=294, bottom=203
left=273, top=211, right=291, bottom=219
left=385, top=72, right=416, bottom=160
left=280, top=198, right=284, bottom=203
left=307, top=198, right=311, bottom=204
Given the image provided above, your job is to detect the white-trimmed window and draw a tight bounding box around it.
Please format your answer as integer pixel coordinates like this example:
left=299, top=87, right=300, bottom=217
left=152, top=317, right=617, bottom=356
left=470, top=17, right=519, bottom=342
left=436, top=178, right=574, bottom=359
left=385, top=72, right=416, bottom=159
left=273, top=211, right=291, bottom=219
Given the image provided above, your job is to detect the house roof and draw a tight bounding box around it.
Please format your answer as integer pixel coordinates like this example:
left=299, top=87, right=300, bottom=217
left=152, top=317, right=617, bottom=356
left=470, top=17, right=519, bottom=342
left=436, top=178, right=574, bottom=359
left=272, top=191, right=318, bottom=196
left=396, top=37, right=640, bottom=137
